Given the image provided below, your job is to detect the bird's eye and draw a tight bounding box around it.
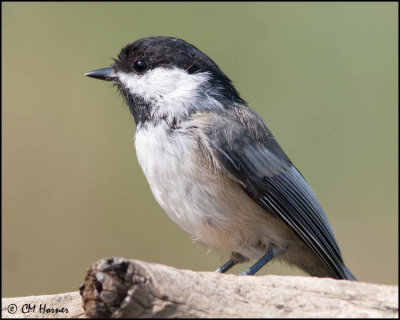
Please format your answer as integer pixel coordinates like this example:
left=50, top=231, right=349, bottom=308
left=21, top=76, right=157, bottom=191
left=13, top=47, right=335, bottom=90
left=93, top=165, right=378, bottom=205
left=133, top=60, right=148, bottom=73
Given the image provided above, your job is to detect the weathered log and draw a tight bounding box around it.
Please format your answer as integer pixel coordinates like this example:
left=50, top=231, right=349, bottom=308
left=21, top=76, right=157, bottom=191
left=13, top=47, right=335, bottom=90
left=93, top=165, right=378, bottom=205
left=2, top=257, right=398, bottom=318
left=80, top=257, right=398, bottom=318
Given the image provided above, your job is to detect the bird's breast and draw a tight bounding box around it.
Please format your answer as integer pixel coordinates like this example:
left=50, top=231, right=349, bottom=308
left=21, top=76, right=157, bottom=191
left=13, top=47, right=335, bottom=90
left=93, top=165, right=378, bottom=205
left=134, top=123, right=210, bottom=234
left=134, top=123, right=293, bottom=259
left=136, top=124, right=225, bottom=232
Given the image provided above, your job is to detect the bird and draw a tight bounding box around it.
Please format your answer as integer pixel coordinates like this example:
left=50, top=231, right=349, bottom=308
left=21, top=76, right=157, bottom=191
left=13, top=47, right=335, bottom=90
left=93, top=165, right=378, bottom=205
left=85, top=36, right=356, bottom=280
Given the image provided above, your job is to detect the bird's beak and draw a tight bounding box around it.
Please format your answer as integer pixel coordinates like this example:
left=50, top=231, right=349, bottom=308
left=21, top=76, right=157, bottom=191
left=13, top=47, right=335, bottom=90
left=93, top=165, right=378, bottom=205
left=85, top=67, right=117, bottom=81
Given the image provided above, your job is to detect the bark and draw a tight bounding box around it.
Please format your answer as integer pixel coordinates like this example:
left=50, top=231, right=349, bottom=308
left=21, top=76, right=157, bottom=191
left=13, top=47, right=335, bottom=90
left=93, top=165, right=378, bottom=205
left=2, top=257, right=398, bottom=318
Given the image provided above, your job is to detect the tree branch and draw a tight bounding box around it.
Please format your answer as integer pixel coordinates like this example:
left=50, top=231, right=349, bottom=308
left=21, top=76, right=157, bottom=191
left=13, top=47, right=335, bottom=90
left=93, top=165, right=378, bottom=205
left=2, top=257, right=398, bottom=318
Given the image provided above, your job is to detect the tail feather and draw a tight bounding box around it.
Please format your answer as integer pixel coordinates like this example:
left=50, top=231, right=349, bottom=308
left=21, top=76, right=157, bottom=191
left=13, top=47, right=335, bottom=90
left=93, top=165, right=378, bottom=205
left=342, top=265, right=357, bottom=281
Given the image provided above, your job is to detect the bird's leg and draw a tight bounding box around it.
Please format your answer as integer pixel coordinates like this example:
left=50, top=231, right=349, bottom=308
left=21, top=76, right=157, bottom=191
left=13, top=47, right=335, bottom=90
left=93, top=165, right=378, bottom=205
left=215, top=258, right=236, bottom=273
left=215, top=252, right=248, bottom=273
left=239, top=247, right=276, bottom=276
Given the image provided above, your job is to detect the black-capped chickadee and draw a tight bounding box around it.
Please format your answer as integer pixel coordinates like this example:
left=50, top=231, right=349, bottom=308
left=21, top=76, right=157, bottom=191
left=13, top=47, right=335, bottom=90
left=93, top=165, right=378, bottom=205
left=85, top=36, right=356, bottom=280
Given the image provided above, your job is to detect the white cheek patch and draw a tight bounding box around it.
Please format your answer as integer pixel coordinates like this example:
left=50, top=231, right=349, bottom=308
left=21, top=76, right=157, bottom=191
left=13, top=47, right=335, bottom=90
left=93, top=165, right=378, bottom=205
left=117, top=67, right=210, bottom=103
left=117, top=67, right=225, bottom=120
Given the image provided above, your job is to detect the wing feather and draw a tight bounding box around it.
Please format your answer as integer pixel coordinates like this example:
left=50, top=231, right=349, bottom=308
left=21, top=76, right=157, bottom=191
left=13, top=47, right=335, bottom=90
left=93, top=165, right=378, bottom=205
left=191, top=108, right=351, bottom=279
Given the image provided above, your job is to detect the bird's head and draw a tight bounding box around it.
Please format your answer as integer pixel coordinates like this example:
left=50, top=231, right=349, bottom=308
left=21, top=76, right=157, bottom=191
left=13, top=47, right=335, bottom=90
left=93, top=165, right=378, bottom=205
left=85, top=36, right=244, bottom=126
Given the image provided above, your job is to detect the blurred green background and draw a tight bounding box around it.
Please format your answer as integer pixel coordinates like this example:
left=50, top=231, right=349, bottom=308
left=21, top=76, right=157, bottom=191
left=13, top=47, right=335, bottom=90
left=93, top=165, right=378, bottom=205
left=2, top=2, right=398, bottom=297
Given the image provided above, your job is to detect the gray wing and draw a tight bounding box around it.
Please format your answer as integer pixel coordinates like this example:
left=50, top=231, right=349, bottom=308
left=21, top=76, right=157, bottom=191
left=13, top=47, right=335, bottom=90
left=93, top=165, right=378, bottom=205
left=191, top=107, right=350, bottom=279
